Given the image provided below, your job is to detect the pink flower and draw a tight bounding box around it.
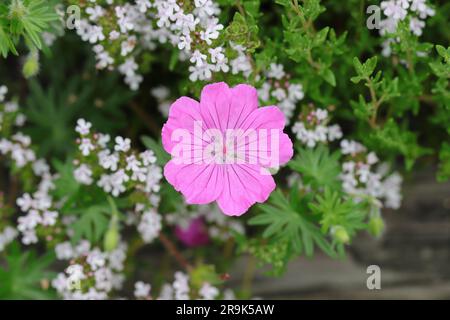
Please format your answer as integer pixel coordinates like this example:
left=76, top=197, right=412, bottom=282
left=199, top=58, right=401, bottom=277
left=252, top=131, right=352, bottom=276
left=162, top=82, right=293, bottom=216
left=175, top=217, right=210, bottom=247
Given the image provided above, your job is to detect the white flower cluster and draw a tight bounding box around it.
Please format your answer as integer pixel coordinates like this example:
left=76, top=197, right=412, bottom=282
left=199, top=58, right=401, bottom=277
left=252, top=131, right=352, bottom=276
left=379, top=0, right=435, bottom=56
left=74, top=119, right=162, bottom=198
left=74, top=0, right=234, bottom=89
left=0, top=88, right=31, bottom=167
left=0, top=226, right=17, bottom=252
left=134, top=281, right=152, bottom=299
left=0, top=132, right=36, bottom=168
left=258, top=63, right=304, bottom=121
left=16, top=169, right=57, bottom=245
left=157, top=271, right=226, bottom=300
left=0, top=86, right=59, bottom=246
left=136, top=206, right=162, bottom=243
left=292, top=107, right=343, bottom=148
left=52, top=240, right=127, bottom=300
left=340, top=140, right=402, bottom=209
left=74, top=119, right=163, bottom=244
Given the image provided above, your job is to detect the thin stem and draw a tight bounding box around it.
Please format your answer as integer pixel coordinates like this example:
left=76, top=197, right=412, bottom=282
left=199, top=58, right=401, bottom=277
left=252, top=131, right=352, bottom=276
left=159, top=233, right=193, bottom=272
left=241, top=255, right=257, bottom=298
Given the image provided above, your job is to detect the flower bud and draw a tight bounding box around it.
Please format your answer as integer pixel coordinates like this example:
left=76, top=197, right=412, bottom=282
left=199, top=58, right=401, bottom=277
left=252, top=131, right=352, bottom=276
left=368, top=216, right=384, bottom=237
left=23, top=51, right=40, bottom=78
left=332, top=226, right=350, bottom=244
left=104, top=224, right=120, bottom=252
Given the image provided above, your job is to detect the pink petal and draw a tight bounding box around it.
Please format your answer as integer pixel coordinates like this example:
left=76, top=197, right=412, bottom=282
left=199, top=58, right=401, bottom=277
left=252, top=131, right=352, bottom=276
left=239, top=106, right=293, bottom=167
left=164, top=160, right=224, bottom=205
left=228, top=84, right=259, bottom=129
left=279, top=132, right=294, bottom=166
left=162, top=96, right=202, bottom=154
left=199, top=82, right=232, bottom=131
left=216, top=164, right=275, bottom=216
left=240, top=106, right=285, bottom=130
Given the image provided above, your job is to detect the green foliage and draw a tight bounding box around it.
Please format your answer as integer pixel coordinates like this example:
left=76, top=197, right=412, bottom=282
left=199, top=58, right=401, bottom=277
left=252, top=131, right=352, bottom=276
left=288, top=145, right=341, bottom=189
left=52, top=159, right=111, bottom=243
left=0, top=242, right=55, bottom=299
left=225, top=12, right=260, bottom=53
left=368, top=119, right=432, bottom=170
left=437, top=143, right=450, bottom=182
left=0, top=0, right=58, bottom=57
left=309, top=188, right=367, bottom=243
left=23, top=57, right=133, bottom=158
left=249, top=188, right=336, bottom=258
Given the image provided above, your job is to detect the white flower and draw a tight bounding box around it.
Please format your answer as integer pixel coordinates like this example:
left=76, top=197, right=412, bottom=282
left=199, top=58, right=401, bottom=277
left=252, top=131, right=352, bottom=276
left=86, top=5, right=105, bottom=21
left=79, top=138, right=95, bottom=156
left=200, top=21, right=223, bottom=45
left=93, top=134, right=108, bottom=149
left=151, top=86, right=170, bottom=101
left=315, top=109, right=328, bottom=121
left=99, top=151, right=119, bottom=171
left=17, top=193, right=34, bottom=212
left=267, top=63, right=285, bottom=80
left=340, top=139, right=366, bottom=155
left=135, top=0, right=152, bottom=13
left=140, top=150, right=157, bottom=165
left=109, top=30, right=120, bottom=40
left=74, top=164, right=93, bottom=185
left=138, top=210, right=162, bottom=243
left=18, top=210, right=42, bottom=232
left=271, top=88, right=287, bottom=101
left=208, top=47, right=225, bottom=63
left=114, top=136, right=131, bottom=152
left=190, top=50, right=207, bottom=67
left=328, top=124, right=343, bottom=141
left=134, top=281, right=151, bottom=299
left=87, top=249, right=106, bottom=271
left=55, top=242, right=74, bottom=260
left=0, top=85, right=7, bottom=102
left=287, top=83, right=304, bottom=101
left=42, top=211, right=58, bottom=226
left=115, top=7, right=134, bottom=33
left=121, top=36, right=137, bottom=56
left=178, top=35, right=192, bottom=51
left=367, top=152, right=379, bottom=165
left=88, top=25, right=105, bottom=43
left=0, top=227, right=17, bottom=251
left=5, top=101, right=18, bottom=112
left=381, top=0, right=407, bottom=20
left=75, top=119, right=92, bottom=135
left=199, top=283, right=219, bottom=300
left=22, top=230, right=38, bottom=245
left=409, top=17, right=425, bottom=36
left=66, top=264, right=86, bottom=282
left=173, top=272, right=190, bottom=300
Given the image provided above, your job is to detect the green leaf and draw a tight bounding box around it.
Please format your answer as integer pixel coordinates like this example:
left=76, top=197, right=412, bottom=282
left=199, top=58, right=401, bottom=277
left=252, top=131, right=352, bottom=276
left=71, top=203, right=111, bottom=243
left=289, top=145, right=341, bottom=190
left=309, top=188, right=367, bottom=238
left=353, top=56, right=377, bottom=78
left=321, top=68, right=336, bottom=87
left=249, top=189, right=336, bottom=258
left=141, top=135, right=170, bottom=166
left=437, top=142, right=450, bottom=182
left=0, top=242, right=56, bottom=299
